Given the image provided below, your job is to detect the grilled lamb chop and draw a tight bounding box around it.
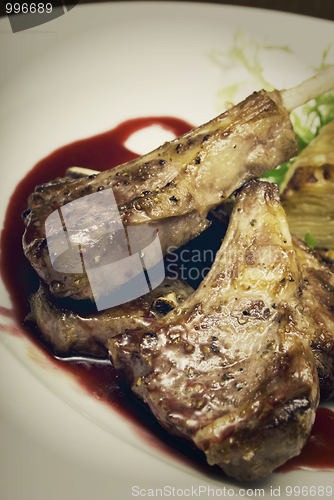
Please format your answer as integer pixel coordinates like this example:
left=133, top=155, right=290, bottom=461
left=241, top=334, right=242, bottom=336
left=292, top=236, right=334, bottom=400
left=22, top=69, right=334, bottom=303
left=23, top=90, right=297, bottom=301
left=28, top=277, right=193, bottom=358
left=108, top=180, right=319, bottom=481
left=210, top=204, right=334, bottom=401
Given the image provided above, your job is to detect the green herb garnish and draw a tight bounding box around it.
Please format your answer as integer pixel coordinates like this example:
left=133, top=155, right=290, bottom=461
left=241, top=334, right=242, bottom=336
left=211, top=34, right=334, bottom=189
left=261, top=161, right=291, bottom=187
left=261, top=91, right=334, bottom=189
left=304, top=231, right=320, bottom=250
left=292, top=92, right=334, bottom=150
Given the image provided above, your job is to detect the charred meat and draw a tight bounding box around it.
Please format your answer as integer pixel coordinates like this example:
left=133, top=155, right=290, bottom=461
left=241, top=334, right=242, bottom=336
left=292, top=236, right=334, bottom=400
left=108, top=181, right=319, bottom=481
left=28, top=277, right=193, bottom=358
left=23, top=90, right=297, bottom=301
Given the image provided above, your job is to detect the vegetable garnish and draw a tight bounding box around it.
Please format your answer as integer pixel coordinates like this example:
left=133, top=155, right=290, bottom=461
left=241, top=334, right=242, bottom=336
left=305, top=231, right=320, bottom=250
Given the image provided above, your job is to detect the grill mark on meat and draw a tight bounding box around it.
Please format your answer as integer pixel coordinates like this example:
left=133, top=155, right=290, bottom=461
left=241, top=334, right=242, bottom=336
left=108, top=181, right=319, bottom=481
left=28, top=277, right=193, bottom=358
left=22, top=90, right=297, bottom=301
left=292, top=236, right=334, bottom=400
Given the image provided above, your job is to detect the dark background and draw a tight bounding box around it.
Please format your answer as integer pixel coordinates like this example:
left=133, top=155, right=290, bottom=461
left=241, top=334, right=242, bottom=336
left=0, top=0, right=334, bottom=21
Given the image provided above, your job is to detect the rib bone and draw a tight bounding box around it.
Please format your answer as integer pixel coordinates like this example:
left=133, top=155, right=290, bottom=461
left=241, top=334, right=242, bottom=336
left=108, top=180, right=319, bottom=481
left=23, top=72, right=334, bottom=301
left=279, top=66, right=334, bottom=113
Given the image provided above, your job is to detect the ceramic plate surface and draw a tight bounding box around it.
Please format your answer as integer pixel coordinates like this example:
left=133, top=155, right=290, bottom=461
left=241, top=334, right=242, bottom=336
left=0, top=3, right=333, bottom=499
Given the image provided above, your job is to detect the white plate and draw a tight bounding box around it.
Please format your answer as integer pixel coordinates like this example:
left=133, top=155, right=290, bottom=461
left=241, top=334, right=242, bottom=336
left=0, top=3, right=333, bottom=499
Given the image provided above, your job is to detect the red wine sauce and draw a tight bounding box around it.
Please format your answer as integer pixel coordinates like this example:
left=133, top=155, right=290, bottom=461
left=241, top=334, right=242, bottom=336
left=0, top=116, right=333, bottom=476
left=276, top=407, right=334, bottom=473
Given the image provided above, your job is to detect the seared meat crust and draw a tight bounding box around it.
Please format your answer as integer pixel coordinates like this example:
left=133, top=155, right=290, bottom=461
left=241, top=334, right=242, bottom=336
left=23, top=208, right=209, bottom=301
left=292, top=236, right=334, bottom=400
left=23, top=90, right=297, bottom=301
left=108, top=181, right=319, bottom=481
left=28, top=278, right=193, bottom=358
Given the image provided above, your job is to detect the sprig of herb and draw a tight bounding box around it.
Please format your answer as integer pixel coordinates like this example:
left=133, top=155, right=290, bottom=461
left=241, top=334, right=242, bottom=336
left=304, top=231, right=320, bottom=250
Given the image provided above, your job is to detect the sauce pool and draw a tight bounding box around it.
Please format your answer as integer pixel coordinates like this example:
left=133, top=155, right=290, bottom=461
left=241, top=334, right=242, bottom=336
left=0, top=116, right=192, bottom=323
left=0, top=116, right=333, bottom=477
left=276, top=407, right=334, bottom=473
